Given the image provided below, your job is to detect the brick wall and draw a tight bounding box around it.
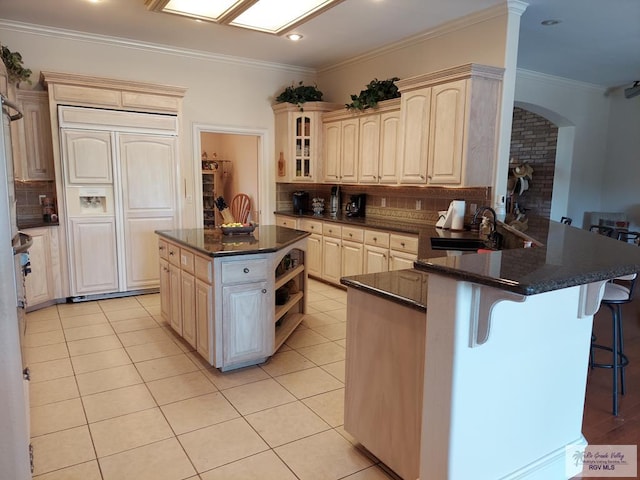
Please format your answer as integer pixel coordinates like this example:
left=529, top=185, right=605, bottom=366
left=509, top=107, right=558, bottom=219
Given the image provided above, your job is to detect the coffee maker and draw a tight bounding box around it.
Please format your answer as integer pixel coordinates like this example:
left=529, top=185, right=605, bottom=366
left=346, top=194, right=366, bottom=217
left=292, top=191, right=309, bottom=214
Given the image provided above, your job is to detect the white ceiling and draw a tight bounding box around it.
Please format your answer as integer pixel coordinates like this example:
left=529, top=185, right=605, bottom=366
left=0, top=0, right=639, bottom=88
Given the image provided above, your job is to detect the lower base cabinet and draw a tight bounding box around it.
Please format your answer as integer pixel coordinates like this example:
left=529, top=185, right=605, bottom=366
left=158, top=235, right=307, bottom=371
left=24, top=227, right=56, bottom=308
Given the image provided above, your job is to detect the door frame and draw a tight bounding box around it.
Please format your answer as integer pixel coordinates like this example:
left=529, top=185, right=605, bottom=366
left=192, top=123, right=272, bottom=228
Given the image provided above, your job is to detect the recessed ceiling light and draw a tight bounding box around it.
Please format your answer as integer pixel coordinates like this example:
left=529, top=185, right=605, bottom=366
left=541, top=19, right=562, bottom=26
left=145, top=0, right=344, bottom=35
left=287, top=33, right=303, bottom=41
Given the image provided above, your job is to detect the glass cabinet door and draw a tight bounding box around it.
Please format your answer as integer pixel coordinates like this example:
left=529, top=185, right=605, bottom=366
left=294, top=115, right=312, bottom=180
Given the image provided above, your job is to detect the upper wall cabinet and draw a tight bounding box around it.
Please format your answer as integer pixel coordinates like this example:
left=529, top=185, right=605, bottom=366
left=273, top=102, right=341, bottom=183
left=322, top=99, right=400, bottom=185
left=397, top=64, right=503, bottom=187
left=12, top=90, right=55, bottom=181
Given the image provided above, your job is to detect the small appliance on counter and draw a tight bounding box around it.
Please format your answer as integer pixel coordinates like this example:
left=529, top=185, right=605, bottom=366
left=346, top=194, right=366, bottom=217
left=329, top=185, right=341, bottom=216
left=435, top=199, right=466, bottom=230
left=292, top=191, right=309, bottom=214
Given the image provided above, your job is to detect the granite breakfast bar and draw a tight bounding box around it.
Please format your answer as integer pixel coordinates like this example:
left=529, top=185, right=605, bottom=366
left=155, top=226, right=309, bottom=371
left=342, top=220, right=640, bottom=480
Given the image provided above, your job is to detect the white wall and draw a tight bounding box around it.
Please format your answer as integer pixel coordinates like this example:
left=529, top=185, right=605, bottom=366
left=0, top=24, right=316, bottom=228
left=514, top=70, right=610, bottom=227
left=317, top=9, right=508, bottom=104
left=602, top=91, right=640, bottom=229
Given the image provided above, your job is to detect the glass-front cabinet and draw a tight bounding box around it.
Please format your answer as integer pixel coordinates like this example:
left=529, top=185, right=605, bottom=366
left=273, top=101, right=341, bottom=183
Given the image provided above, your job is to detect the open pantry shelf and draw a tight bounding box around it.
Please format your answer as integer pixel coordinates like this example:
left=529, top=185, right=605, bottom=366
left=275, top=264, right=304, bottom=290
left=274, top=312, right=305, bottom=352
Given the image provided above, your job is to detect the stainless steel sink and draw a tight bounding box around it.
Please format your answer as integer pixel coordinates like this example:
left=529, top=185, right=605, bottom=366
left=430, top=237, right=492, bottom=251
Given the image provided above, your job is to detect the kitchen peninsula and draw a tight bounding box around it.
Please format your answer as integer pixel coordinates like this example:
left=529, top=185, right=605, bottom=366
left=156, top=225, right=309, bottom=371
left=342, top=220, right=640, bottom=480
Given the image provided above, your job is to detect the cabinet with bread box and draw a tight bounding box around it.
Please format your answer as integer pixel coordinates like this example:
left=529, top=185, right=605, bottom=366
left=157, top=231, right=308, bottom=371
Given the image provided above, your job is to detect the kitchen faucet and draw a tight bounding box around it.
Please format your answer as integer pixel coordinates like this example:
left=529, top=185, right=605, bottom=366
left=472, top=206, right=503, bottom=249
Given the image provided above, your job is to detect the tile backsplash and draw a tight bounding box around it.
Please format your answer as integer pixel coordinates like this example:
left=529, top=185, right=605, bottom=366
left=15, top=180, right=58, bottom=224
left=276, top=183, right=491, bottom=225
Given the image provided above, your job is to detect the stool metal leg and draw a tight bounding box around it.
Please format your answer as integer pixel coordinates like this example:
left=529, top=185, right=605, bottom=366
left=612, top=305, right=619, bottom=416
left=616, top=305, right=626, bottom=395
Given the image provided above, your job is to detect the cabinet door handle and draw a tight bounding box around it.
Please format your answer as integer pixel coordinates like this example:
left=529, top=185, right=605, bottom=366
left=159, top=246, right=165, bottom=251
left=262, top=289, right=267, bottom=294
left=373, top=237, right=377, bottom=241
left=169, top=251, right=175, bottom=256
left=349, top=233, right=353, bottom=237
left=243, top=267, right=250, bottom=273
left=401, top=242, right=405, bottom=247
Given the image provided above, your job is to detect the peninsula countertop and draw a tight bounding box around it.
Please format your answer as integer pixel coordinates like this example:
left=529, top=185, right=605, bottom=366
left=156, top=225, right=310, bottom=257
left=415, top=220, right=640, bottom=295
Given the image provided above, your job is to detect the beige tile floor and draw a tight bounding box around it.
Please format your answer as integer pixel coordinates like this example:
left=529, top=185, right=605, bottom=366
left=25, top=279, right=399, bottom=480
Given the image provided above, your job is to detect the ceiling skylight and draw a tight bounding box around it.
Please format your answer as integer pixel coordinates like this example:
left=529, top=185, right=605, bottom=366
left=145, top=0, right=344, bottom=35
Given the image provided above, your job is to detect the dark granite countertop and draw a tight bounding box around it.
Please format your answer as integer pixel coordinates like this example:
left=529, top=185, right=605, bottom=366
left=415, top=220, right=640, bottom=295
left=156, top=225, right=310, bottom=258
left=340, top=269, right=429, bottom=312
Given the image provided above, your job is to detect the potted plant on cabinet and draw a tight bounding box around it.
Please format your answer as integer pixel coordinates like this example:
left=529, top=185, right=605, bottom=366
left=275, top=81, right=324, bottom=111
left=1, top=44, right=32, bottom=87
left=345, top=77, right=400, bottom=111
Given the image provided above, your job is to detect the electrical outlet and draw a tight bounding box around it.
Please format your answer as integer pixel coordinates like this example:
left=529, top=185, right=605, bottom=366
left=381, top=197, right=386, bottom=207
left=39, top=195, right=46, bottom=205
left=416, top=199, right=422, bottom=210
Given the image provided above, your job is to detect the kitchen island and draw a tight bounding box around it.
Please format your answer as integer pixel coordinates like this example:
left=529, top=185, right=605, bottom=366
left=156, top=225, right=309, bottom=371
left=342, top=220, right=640, bottom=480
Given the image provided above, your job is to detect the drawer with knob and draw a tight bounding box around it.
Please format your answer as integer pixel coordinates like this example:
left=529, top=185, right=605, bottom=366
left=364, top=229, right=390, bottom=248
left=299, top=218, right=322, bottom=234
left=342, top=226, right=364, bottom=242
left=221, top=258, right=268, bottom=284
left=389, top=233, right=419, bottom=254
left=158, top=239, right=168, bottom=260
left=322, top=223, right=342, bottom=238
left=167, top=242, right=181, bottom=266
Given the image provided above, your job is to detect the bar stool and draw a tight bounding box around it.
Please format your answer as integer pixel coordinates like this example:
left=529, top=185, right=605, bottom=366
left=560, top=216, right=572, bottom=225
left=591, top=274, right=637, bottom=415
left=589, top=225, right=615, bottom=237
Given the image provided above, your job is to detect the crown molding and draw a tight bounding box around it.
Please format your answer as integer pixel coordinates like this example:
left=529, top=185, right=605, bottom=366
left=317, top=3, right=509, bottom=75
left=0, top=19, right=315, bottom=76
left=516, top=68, right=606, bottom=93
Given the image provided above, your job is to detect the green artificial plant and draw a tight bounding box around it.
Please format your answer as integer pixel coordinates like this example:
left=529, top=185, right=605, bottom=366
left=275, top=81, right=324, bottom=110
left=345, top=77, right=400, bottom=111
left=1, top=44, right=32, bottom=86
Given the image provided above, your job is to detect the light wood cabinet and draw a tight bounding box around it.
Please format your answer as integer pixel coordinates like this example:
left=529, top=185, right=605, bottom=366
left=342, top=240, right=364, bottom=277
left=181, top=271, right=196, bottom=348
left=273, top=102, right=341, bottom=183
left=322, top=118, right=359, bottom=183
left=306, top=233, right=323, bottom=278
left=159, top=256, right=170, bottom=321
left=24, top=228, right=54, bottom=307
left=398, top=89, right=431, bottom=184
left=168, top=262, right=182, bottom=335
left=389, top=250, right=417, bottom=271
left=195, top=278, right=213, bottom=360
left=222, top=280, right=271, bottom=366
left=11, top=90, right=55, bottom=181
left=364, top=245, right=388, bottom=274
left=397, top=64, right=503, bottom=186
left=389, top=233, right=419, bottom=271
left=357, top=101, right=401, bottom=184
left=345, top=288, right=425, bottom=480
left=322, top=236, right=342, bottom=284
left=275, top=215, right=298, bottom=229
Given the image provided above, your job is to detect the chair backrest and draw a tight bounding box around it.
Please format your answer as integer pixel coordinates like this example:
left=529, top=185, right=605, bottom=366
left=617, top=230, right=640, bottom=245
left=560, top=216, right=572, bottom=225
left=230, top=193, right=251, bottom=224
left=589, top=225, right=615, bottom=237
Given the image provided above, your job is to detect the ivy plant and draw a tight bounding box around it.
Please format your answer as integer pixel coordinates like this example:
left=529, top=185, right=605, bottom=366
left=346, top=77, right=400, bottom=111
left=275, top=81, right=324, bottom=111
left=1, top=45, right=32, bottom=86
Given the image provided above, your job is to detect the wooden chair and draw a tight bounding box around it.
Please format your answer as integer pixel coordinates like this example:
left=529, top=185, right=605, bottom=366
left=230, top=193, right=251, bottom=224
